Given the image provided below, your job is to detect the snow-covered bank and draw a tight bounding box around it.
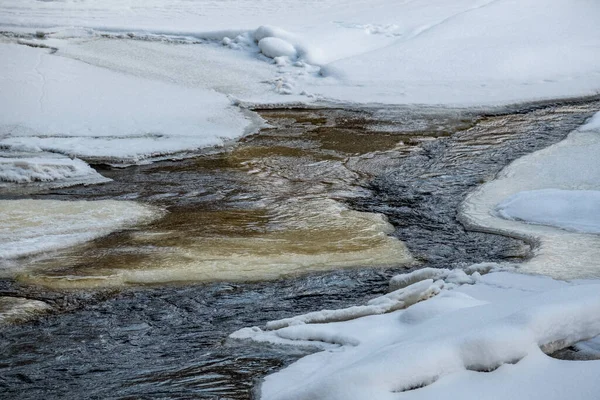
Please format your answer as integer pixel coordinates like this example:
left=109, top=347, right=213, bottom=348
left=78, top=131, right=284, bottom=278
left=2, top=0, right=599, bottom=106
left=0, top=199, right=158, bottom=262
left=232, top=268, right=600, bottom=400
left=0, top=43, right=257, bottom=165
left=460, top=112, right=600, bottom=279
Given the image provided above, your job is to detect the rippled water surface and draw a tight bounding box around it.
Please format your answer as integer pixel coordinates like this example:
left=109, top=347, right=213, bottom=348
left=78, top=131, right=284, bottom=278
left=1, top=99, right=599, bottom=399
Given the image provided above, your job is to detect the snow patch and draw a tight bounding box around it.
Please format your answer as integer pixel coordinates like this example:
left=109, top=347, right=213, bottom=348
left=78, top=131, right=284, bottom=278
left=258, top=37, right=297, bottom=59
left=232, top=270, right=600, bottom=400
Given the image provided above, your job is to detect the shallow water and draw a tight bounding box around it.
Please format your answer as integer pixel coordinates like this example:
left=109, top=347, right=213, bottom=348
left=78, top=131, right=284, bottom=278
left=1, top=100, right=599, bottom=399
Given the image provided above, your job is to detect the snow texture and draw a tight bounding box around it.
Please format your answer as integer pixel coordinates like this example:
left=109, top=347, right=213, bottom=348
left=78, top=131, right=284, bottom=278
left=232, top=269, right=600, bottom=400
left=461, top=112, right=600, bottom=279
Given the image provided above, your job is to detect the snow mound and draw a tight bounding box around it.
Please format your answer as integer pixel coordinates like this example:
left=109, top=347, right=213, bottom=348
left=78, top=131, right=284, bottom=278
left=232, top=270, right=600, bottom=400
left=497, top=189, right=600, bottom=234
left=258, top=37, right=297, bottom=59
left=0, top=199, right=159, bottom=260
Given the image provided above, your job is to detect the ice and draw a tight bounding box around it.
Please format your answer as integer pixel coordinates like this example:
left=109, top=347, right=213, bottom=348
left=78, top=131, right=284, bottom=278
left=232, top=270, right=600, bottom=400
left=460, top=112, right=600, bottom=279
left=496, top=189, right=600, bottom=234
left=0, top=296, right=51, bottom=325
left=0, top=199, right=158, bottom=262
left=0, top=151, right=109, bottom=190
left=0, top=43, right=256, bottom=164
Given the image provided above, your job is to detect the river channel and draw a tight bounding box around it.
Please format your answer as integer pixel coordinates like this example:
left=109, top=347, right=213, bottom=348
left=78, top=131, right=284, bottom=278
left=1, top=99, right=598, bottom=399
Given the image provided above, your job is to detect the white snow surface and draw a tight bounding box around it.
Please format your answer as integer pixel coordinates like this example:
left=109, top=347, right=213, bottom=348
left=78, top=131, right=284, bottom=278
left=0, top=151, right=109, bottom=187
left=0, top=43, right=255, bottom=164
left=461, top=112, right=600, bottom=279
left=232, top=269, right=600, bottom=400
left=0, top=199, right=158, bottom=261
left=497, top=189, right=600, bottom=234
left=0, top=0, right=599, bottom=106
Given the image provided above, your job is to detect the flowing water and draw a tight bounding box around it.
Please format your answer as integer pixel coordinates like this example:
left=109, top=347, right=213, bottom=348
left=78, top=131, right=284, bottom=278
left=0, top=99, right=599, bottom=399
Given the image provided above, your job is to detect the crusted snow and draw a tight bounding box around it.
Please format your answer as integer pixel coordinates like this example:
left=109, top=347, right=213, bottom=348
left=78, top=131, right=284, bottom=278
left=0, top=0, right=598, bottom=106
left=0, top=150, right=110, bottom=190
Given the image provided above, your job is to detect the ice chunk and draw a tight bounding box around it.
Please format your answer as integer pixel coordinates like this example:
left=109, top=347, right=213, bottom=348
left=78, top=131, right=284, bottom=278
left=0, top=153, right=109, bottom=189
left=0, top=296, right=51, bottom=325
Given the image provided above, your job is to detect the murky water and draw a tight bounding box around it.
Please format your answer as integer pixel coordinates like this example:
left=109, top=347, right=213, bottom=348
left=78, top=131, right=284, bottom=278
left=1, top=99, right=599, bottom=399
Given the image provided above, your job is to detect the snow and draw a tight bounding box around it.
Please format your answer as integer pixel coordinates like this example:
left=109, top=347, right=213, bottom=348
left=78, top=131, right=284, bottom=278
left=0, top=0, right=599, bottom=185
left=496, top=189, right=600, bottom=234
left=0, top=43, right=257, bottom=165
left=0, top=0, right=598, bottom=107
left=460, top=112, right=600, bottom=279
left=258, top=37, right=297, bottom=59
left=232, top=270, right=600, bottom=400
left=0, top=150, right=109, bottom=189
left=0, top=199, right=159, bottom=261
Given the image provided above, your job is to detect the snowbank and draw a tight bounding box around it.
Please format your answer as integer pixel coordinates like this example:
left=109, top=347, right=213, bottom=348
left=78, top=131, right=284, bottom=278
left=1, top=0, right=599, bottom=106
left=232, top=269, right=600, bottom=400
left=461, top=112, right=600, bottom=279
left=0, top=199, right=159, bottom=261
left=0, top=43, right=254, bottom=165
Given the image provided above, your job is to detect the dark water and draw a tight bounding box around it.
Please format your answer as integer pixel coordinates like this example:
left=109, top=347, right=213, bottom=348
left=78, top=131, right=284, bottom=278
left=1, top=99, right=599, bottom=399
